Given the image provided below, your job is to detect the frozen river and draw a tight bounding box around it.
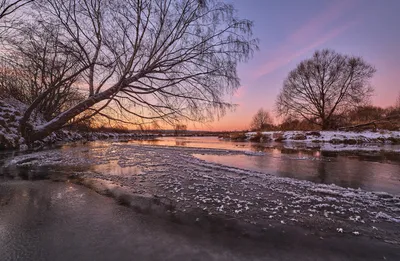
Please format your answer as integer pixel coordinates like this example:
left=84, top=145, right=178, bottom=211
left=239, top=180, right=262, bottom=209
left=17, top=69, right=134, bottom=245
left=1, top=137, right=400, bottom=260
left=131, top=136, right=400, bottom=195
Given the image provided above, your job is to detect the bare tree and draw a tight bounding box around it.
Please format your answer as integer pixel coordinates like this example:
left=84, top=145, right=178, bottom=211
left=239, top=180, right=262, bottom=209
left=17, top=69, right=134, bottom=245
left=0, top=0, right=32, bottom=20
left=250, top=108, right=272, bottom=131
left=0, top=0, right=33, bottom=39
left=276, top=49, right=375, bottom=130
left=396, top=92, right=400, bottom=108
left=2, top=21, right=86, bottom=121
left=10, top=0, right=257, bottom=144
left=174, top=123, right=187, bottom=136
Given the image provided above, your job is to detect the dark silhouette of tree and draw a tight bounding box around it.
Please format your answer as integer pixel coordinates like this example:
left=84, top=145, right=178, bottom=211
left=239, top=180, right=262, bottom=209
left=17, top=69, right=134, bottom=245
left=0, top=0, right=32, bottom=20
left=174, top=124, right=187, bottom=136
left=278, top=117, right=320, bottom=131
left=5, top=0, right=257, bottom=144
left=276, top=49, right=376, bottom=130
left=0, top=0, right=33, bottom=39
left=2, top=22, right=85, bottom=121
left=347, top=106, right=385, bottom=124
left=250, top=108, right=273, bottom=131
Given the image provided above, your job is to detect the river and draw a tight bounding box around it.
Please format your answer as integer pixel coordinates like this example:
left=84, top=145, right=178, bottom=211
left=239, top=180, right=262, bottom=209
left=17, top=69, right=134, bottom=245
left=131, top=136, right=400, bottom=195
left=1, top=137, right=400, bottom=260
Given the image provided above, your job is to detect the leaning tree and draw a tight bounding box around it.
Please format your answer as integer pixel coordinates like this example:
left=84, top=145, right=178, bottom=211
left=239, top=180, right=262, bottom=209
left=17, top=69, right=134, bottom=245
left=2, top=21, right=87, bottom=121
left=276, top=49, right=376, bottom=130
left=5, top=0, right=258, bottom=144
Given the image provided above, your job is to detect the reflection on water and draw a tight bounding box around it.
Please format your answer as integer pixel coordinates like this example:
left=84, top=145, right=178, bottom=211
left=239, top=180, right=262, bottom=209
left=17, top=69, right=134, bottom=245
left=194, top=152, right=400, bottom=195
left=92, top=160, right=143, bottom=176
left=131, top=136, right=400, bottom=160
left=118, top=136, right=400, bottom=194
left=130, top=136, right=253, bottom=151
left=2, top=137, right=400, bottom=195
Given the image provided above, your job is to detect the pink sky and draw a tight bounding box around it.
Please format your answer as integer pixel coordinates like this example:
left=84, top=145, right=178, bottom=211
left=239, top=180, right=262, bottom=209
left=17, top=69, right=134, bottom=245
left=189, top=0, right=400, bottom=131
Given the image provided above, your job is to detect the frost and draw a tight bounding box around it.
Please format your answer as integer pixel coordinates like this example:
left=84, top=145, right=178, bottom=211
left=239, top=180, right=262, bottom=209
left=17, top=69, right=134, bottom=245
left=375, top=212, right=400, bottom=223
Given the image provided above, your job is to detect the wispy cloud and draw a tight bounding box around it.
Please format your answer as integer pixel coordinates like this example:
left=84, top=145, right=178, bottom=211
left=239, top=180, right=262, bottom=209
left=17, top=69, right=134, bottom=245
left=254, top=0, right=358, bottom=78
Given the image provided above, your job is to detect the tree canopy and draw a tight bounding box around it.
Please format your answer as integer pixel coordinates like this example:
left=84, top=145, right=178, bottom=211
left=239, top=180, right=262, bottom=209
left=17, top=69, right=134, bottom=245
left=0, top=0, right=258, bottom=143
left=276, top=49, right=376, bottom=130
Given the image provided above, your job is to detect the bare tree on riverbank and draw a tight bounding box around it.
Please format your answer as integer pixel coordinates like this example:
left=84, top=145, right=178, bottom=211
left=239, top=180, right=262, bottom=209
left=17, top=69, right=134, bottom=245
left=250, top=108, right=273, bottom=131
left=1, top=21, right=86, bottom=121
left=276, top=49, right=376, bottom=130
left=4, top=0, right=257, bottom=145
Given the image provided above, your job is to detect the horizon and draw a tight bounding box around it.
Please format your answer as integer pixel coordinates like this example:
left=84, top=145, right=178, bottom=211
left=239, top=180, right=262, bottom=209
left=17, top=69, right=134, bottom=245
left=189, top=0, right=400, bottom=131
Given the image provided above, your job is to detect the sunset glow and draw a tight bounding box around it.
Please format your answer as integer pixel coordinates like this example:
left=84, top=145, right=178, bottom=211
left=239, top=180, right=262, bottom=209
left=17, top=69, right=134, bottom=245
left=193, top=0, right=400, bottom=131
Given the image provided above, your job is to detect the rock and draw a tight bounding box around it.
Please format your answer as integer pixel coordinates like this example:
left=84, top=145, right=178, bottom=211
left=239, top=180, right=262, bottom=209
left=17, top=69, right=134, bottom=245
left=343, top=139, right=358, bottom=145
left=272, top=132, right=283, bottom=139
left=260, top=134, right=272, bottom=142
left=306, top=131, right=321, bottom=137
left=292, top=133, right=307, bottom=140
left=272, top=132, right=286, bottom=142
left=19, top=144, right=28, bottom=151
left=329, top=138, right=342, bottom=144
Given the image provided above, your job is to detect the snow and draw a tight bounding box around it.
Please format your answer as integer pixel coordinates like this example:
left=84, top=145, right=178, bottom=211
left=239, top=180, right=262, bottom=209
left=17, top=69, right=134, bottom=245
left=0, top=99, right=26, bottom=149
left=245, top=130, right=400, bottom=144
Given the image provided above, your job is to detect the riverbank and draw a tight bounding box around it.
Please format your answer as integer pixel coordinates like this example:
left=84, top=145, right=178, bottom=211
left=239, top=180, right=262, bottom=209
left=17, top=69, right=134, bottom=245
left=226, top=130, right=400, bottom=145
left=0, top=98, right=160, bottom=150
left=2, top=142, right=400, bottom=248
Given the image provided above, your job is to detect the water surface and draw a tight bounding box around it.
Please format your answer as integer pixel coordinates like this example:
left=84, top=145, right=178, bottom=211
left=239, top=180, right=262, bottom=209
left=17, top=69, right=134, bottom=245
left=132, top=137, right=400, bottom=194
left=1, top=180, right=399, bottom=261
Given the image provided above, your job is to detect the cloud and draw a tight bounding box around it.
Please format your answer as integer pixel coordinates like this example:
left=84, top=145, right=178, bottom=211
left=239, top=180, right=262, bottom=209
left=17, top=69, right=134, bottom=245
left=254, top=0, right=358, bottom=78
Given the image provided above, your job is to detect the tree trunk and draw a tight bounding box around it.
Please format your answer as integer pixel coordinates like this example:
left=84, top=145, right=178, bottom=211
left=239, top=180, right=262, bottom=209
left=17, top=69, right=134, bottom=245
left=321, top=119, right=330, bottom=130
left=22, top=82, right=121, bottom=145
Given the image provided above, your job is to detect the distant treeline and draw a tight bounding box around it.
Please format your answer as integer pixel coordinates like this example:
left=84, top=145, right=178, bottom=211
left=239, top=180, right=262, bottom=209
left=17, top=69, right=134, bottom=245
left=250, top=105, right=400, bottom=132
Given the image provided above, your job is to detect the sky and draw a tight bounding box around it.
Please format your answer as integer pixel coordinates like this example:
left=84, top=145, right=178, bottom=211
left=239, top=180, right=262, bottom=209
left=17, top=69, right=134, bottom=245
left=195, top=0, right=400, bottom=131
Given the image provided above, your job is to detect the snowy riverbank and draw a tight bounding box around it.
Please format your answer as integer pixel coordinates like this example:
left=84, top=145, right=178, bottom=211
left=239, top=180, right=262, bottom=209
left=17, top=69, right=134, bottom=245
left=0, top=98, right=155, bottom=150
left=243, top=130, right=400, bottom=145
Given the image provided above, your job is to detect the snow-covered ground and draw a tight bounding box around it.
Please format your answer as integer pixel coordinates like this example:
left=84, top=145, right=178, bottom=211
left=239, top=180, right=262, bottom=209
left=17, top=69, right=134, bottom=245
left=246, top=130, right=400, bottom=143
left=0, top=99, right=26, bottom=149
left=267, top=140, right=400, bottom=153
left=3, top=142, right=400, bottom=243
